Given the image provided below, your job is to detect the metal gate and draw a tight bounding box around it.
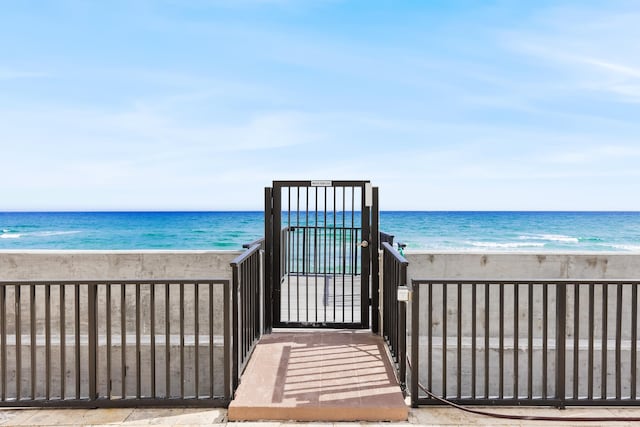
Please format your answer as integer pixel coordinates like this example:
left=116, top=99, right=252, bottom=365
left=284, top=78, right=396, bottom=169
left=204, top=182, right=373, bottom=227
left=264, top=180, right=378, bottom=329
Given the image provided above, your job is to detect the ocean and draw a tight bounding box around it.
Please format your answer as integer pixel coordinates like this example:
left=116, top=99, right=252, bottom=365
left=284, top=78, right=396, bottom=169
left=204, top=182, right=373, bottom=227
left=1, top=211, right=640, bottom=252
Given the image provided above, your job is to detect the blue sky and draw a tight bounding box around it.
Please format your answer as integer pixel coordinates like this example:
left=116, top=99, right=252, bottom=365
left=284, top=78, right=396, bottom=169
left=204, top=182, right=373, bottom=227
left=1, top=0, right=639, bottom=211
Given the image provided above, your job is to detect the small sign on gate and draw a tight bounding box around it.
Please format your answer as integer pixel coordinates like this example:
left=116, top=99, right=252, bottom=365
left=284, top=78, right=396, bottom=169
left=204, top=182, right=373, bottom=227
left=310, top=180, right=332, bottom=187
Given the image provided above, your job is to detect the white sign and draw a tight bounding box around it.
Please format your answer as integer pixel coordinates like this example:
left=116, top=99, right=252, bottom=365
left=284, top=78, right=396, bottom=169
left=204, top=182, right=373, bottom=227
left=365, top=183, right=373, bottom=207
left=397, top=286, right=411, bottom=302
left=310, top=180, right=332, bottom=187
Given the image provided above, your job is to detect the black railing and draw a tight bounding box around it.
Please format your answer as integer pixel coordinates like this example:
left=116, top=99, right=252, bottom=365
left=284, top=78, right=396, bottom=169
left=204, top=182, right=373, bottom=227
left=410, top=279, right=640, bottom=408
left=0, top=279, right=231, bottom=407
left=283, top=225, right=362, bottom=276
left=379, top=231, right=395, bottom=249
left=230, top=244, right=262, bottom=393
left=242, top=238, right=265, bottom=251
left=382, top=242, right=408, bottom=390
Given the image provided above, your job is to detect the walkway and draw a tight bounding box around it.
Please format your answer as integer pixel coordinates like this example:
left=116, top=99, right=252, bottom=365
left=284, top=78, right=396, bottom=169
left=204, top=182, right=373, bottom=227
left=2, top=407, right=640, bottom=426
left=228, top=330, right=407, bottom=422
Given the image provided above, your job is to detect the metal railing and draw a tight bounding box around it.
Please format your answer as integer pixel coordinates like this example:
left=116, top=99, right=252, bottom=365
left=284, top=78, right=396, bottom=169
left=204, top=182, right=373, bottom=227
left=282, top=225, right=362, bottom=276
left=230, top=244, right=262, bottom=392
left=379, top=231, right=394, bottom=248
left=242, top=237, right=265, bottom=251
left=410, top=279, right=640, bottom=408
left=382, top=242, right=408, bottom=390
left=0, top=279, right=231, bottom=407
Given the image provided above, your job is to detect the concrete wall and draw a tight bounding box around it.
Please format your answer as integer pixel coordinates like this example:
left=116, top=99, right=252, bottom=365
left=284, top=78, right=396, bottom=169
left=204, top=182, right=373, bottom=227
left=0, top=250, right=241, bottom=281
left=405, top=252, right=640, bottom=280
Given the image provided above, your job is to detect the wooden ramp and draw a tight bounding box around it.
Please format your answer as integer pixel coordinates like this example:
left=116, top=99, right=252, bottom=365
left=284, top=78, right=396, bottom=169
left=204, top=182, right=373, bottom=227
left=228, top=330, right=408, bottom=422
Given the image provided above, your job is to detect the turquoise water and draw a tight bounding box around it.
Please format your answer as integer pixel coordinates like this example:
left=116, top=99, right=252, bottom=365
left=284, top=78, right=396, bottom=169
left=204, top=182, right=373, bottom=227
left=1, top=211, right=640, bottom=252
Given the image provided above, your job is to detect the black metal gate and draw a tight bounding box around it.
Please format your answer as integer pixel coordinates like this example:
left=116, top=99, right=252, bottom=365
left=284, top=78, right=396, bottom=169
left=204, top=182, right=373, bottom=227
left=264, top=180, right=378, bottom=329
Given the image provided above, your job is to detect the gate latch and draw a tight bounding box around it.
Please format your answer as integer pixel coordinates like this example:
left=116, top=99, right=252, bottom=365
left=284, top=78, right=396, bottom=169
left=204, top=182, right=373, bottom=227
left=359, top=240, right=369, bottom=248
left=397, top=285, right=411, bottom=302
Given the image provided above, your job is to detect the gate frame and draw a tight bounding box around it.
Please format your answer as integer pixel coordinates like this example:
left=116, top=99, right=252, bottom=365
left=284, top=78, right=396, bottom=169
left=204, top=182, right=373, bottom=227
left=264, top=180, right=378, bottom=330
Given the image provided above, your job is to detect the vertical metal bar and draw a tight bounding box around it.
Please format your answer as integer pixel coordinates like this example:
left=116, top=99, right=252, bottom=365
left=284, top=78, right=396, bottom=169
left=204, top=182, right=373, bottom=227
left=232, top=266, right=239, bottom=393
left=15, top=284, right=21, bottom=401
left=398, top=262, right=407, bottom=391
left=514, top=283, right=519, bottom=399
left=323, top=186, right=328, bottom=323
left=286, top=187, right=291, bottom=323
left=632, top=283, right=638, bottom=400
left=30, top=284, right=36, bottom=400
left=573, top=284, right=580, bottom=400
left=528, top=283, right=533, bottom=400
left=371, top=187, right=380, bottom=333
left=75, top=284, right=80, bottom=400
left=499, top=283, right=504, bottom=399
left=305, top=186, right=309, bottom=323
left=442, top=283, right=447, bottom=398
left=60, top=284, right=66, bottom=400
left=0, top=285, right=6, bottom=401
left=88, top=283, right=97, bottom=401
left=602, top=283, right=608, bottom=399
left=543, top=283, right=548, bottom=399
left=106, top=284, right=112, bottom=399
left=45, top=284, right=51, bottom=400
left=165, top=283, right=171, bottom=397
left=121, top=284, right=126, bottom=398
left=150, top=284, right=156, bottom=398
left=428, top=281, right=433, bottom=393
left=484, top=283, right=490, bottom=399
left=194, top=283, right=199, bottom=398
left=411, top=281, right=419, bottom=407
left=361, top=184, right=370, bottom=329
left=556, top=282, right=567, bottom=407
left=588, top=283, right=594, bottom=400
left=180, top=283, right=185, bottom=399
left=274, top=184, right=283, bottom=324
left=341, top=187, right=347, bottom=322
left=315, top=187, right=318, bottom=323
left=264, top=187, right=274, bottom=332
left=615, top=283, right=623, bottom=400
left=471, top=283, right=476, bottom=399
left=209, top=283, right=214, bottom=398
left=350, top=186, right=355, bottom=323
left=136, top=283, right=141, bottom=399
left=457, top=282, right=462, bottom=398
left=396, top=264, right=407, bottom=390
left=224, top=280, right=231, bottom=400
left=333, top=188, right=337, bottom=321
left=295, top=187, right=300, bottom=322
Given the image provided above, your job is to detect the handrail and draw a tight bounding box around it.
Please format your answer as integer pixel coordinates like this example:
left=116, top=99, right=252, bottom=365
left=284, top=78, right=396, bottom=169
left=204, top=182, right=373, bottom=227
left=231, top=243, right=261, bottom=265
left=242, top=238, right=265, bottom=250
left=382, top=242, right=408, bottom=265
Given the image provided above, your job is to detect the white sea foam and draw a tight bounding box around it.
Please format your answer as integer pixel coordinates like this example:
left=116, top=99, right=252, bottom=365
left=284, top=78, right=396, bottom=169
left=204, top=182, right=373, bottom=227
left=0, top=233, right=21, bottom=239
left=33, top=231, right=82, bottom=237
left=610, top=244, right=640, bottom=252
left=519, top=234, right=579, bottom=243
left=469, top=241, right=545, bottom=249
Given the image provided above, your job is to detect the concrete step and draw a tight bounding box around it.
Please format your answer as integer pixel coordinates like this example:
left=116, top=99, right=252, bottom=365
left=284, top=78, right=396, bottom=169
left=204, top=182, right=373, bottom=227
left=228, top=330, right=408, bottom=422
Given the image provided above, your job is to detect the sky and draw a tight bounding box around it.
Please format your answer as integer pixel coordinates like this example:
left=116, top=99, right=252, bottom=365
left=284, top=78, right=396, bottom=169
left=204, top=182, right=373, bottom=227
left=1, top=0, right=639, bottom=211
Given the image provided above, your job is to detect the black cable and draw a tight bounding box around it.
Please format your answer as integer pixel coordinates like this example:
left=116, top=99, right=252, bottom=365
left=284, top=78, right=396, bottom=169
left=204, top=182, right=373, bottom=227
left=407, top=357, right=640, bottom=422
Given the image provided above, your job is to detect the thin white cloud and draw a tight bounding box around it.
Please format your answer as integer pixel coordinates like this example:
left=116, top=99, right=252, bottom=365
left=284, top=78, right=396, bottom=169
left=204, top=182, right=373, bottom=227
left=0, top=67, right=47, bottom=79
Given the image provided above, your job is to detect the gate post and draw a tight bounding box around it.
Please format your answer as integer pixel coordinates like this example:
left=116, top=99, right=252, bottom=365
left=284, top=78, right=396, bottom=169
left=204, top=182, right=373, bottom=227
left=264, top=187, right=273, bottom=333
left=371, top=187, right=380, bottom=334
left=556, top=282, right=567, bottom=408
